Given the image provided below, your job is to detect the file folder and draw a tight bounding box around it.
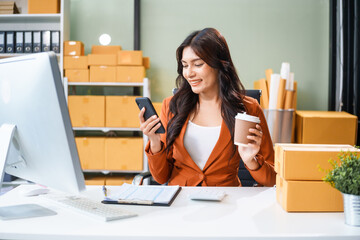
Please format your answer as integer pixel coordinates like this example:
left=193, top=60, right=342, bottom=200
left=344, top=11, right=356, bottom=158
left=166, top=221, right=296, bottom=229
left=15, top=32, right=24, bottom=53
left=5, top=31, right=14, bottom=53
left=32, top=31, right=41, bottom=53
left=51, top=31, right=60, bottom=53
left=24, top=31, right=32, bottom=53
left=0, top=32, right=4, bottom=53
left=41, top=31, right=51, bottom=52
left=102, top=183, right=181, bottom=206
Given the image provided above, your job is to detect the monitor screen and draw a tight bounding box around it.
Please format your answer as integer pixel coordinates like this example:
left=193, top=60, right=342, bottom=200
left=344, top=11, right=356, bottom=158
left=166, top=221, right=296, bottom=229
left=0, top=52, right=85, bottom=195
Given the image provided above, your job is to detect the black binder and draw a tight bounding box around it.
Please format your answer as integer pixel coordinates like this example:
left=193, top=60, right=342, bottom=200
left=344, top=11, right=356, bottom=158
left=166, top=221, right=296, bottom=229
left=5, top=31, right=14, bottom=53
left=51, top=31, right=60, bottom=53
left=24, top=31, right=32, bottom=53
left=41, top=31, right=51, bottom=52
left=15, top=32, right=24, bottom=53
left=0, top=32, right=4, bottom=53
left=32, top=31, right=41, bottom=53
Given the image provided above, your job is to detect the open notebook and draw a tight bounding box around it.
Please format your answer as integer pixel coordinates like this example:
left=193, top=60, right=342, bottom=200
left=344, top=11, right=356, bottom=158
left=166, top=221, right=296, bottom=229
left=102, top=183, right=181, bottom=206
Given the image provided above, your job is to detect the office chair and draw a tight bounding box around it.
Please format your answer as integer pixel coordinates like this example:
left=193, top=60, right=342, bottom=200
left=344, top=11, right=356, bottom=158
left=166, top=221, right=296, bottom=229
left=132, top=89, right=262, bottom=186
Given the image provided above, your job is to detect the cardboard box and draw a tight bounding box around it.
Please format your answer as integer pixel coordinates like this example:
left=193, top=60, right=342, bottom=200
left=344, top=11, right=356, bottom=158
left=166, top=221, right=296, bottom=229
left=105, top=138, right=143, bottom=171
left=89, top=66, right=116, bottom=82
left=64, top=56, right=88, bottom=69
left=68, top=96, right=105, bottom=127
left=64, top=41, right=85, bottom=56
left=88, top=54, right=117, bottom=66
left=143, top=57, right=150, bottom=69
left=106, top=176, right=134, bottom=185
left=276, top=174, right=343, bottom=212
left=91, top=45, right=122, bottom=55
left=275, top=144, right=359, bottom=180
left=85, top=176, right=106, bottom=186
left=153, top=102, right=162, bottom=117
left=105, top=96, right=140, bottom=128
left=75, top=137, right=105, bottom=170
left=116, top=66, right=145, bottom=83
left=295, top=111, right=358, bottom=145
left=65, top=69, right=89, bottom=82
left=28, top=0, right=59, bottom=14
left=117, top=50, right=143, bottom=66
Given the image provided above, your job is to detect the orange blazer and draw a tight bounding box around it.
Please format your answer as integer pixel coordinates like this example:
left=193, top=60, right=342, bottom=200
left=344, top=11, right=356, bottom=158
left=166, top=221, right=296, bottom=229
left=145, top=96, right=276, bottom=187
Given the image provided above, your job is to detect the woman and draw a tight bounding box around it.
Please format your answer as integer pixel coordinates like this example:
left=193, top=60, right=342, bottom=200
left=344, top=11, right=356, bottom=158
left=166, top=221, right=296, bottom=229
left=139, top=28, right=275, bottom=187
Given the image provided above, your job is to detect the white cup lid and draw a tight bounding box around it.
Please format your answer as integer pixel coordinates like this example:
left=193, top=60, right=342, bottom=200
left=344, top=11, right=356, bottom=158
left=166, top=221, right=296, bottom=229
left=235, top=112, right=260, bottom=123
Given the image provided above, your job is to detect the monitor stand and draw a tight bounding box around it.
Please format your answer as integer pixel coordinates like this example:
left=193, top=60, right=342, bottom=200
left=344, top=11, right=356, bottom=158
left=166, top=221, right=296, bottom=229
left=0, top=124, right=57, bottom=220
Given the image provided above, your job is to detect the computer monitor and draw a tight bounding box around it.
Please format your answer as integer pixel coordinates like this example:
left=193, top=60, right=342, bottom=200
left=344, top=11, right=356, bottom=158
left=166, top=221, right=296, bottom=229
left=0, top=52, right=85, bottom=195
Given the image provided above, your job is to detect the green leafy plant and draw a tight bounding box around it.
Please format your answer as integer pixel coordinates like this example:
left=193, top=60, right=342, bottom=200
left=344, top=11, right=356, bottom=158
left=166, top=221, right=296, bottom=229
left=323, top=150, right=360, bottom=196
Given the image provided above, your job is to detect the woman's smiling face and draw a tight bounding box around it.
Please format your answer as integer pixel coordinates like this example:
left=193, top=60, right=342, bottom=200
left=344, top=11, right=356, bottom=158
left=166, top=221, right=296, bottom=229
left=181, top=46, right=219, bottom=95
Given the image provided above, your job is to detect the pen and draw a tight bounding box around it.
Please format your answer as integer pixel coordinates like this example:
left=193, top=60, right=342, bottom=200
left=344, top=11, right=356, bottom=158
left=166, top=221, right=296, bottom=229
left=102, top=185, right=107, bottom=197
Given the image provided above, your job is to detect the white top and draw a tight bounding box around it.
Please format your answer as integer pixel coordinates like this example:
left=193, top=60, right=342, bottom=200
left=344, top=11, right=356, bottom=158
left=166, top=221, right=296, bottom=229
left=183, top=120, right=221, bottom=170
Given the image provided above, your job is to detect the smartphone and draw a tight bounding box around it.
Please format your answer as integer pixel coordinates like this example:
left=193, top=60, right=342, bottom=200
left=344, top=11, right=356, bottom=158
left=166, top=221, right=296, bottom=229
left=135, top=97, right=165, bottom=134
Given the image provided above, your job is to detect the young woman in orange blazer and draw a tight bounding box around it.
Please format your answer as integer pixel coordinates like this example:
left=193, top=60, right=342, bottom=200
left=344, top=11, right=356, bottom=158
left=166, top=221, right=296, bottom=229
left=139, top=28, right=275, bottom=187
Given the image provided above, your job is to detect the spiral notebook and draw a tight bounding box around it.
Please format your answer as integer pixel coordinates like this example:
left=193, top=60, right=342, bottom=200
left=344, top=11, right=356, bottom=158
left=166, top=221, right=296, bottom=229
left=101, top=183, right=181, bottom=206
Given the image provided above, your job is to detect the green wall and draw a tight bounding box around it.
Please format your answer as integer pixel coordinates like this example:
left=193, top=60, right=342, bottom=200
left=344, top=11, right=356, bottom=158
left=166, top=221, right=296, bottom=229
left=70, top=0, right=329, bottom=110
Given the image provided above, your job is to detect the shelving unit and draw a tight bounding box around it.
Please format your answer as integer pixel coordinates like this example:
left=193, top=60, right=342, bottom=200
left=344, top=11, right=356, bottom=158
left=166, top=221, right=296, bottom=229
left=63, top=77, right=151, bottom=176
left=0, top=0, right=70, bottom=78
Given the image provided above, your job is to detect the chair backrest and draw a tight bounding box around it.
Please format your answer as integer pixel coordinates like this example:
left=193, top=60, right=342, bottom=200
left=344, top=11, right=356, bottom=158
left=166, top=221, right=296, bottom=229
left=173, top=88, right=262, bottom=186
left=239, top=89, right=261, bottom=186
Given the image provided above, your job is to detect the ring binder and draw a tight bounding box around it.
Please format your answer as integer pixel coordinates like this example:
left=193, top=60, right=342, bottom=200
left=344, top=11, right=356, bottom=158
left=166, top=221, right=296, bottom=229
left=15, top=32, right=24, bottom=53
left=5, top=31, right=14, bottom=53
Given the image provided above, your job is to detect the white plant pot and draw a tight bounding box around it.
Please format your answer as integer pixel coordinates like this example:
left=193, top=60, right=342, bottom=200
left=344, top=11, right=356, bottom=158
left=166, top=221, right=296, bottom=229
left=343, top=193, right=360, bottom=226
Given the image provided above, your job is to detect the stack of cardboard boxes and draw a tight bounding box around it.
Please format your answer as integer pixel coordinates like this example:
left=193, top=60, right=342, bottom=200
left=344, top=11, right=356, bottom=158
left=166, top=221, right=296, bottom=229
left=63, top=41, right=154, bottom=184
left=275, top=144, right=359, bottom=212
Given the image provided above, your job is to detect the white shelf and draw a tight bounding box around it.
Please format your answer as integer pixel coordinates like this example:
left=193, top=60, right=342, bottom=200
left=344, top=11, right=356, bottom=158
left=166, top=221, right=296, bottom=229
left=0, top=0, right=69, bottom=78
left=64, top=77, right=150, bottom=174
left=0, top=53, right=61, bottom=58
left=68, top=82, right=146, bottom=87
left=73, top=127, right=142, bottom=132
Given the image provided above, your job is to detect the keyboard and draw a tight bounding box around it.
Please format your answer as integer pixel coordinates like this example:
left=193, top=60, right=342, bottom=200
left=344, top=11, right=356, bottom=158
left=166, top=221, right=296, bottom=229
left=42, top=193, right=137, bottom=222
left=189, top=189, right=226, bottom=201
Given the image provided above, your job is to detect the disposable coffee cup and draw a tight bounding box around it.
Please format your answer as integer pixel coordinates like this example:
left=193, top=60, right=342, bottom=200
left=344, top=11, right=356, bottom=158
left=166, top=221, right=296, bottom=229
left=234, top=113, right=260, bottom=147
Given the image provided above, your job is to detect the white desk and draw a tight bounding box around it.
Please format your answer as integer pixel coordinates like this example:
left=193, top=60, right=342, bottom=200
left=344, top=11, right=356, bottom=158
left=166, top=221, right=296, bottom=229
left=0, top=185, right=359, bottom=240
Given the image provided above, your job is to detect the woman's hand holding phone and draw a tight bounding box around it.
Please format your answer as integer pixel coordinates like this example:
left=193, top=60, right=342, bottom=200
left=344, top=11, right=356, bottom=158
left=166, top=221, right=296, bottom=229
left=138, top=106, right=163, bottom=154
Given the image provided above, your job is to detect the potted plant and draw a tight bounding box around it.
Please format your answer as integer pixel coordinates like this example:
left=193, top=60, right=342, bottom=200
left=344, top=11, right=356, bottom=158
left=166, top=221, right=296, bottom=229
left=323, top=150, right=360, bottom=226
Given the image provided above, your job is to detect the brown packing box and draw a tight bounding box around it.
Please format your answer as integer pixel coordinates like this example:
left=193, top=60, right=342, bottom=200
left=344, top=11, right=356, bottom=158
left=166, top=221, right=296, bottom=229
left=75, top=137, right=105, bottom=170
left=276, top=174, right=343, bottom=212
left=28, top=0, right=59, bottom=14
left=64, top=56, right=88, bottom=69
left=105, top=138, right=143, bottom=171
left=117, top=50, right=143, bottom=66
left=91, top=45, right=122, bottom=55
left=88, top=54, right=117, bottom=66
left=85, top=176, right=133, bottom=186
left=153, top=102, right=162, bottom=117
left=89, top=66, right=116, bottom=82
left=85, top=176, right=106, bottom=186
left=143, top=57, right=150, bottom=69
left=295, top=111, right=358, bottom=145
left=64, top=41, right=85, bottom=56
left=105, top=96, right=140, bottom=128
left=274, top=144, right=359, bottom=181
left=116, top=66, right=145, bottom=83
left=68, top=96, right=105, bottom=127
left=106, top=176, right=133, bottom=185
left=65, top=69, right=89, bottom=82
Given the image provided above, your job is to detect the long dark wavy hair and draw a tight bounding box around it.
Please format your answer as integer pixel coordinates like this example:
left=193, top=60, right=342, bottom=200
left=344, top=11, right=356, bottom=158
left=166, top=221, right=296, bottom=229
left=166, top=28, right=246, bottom=153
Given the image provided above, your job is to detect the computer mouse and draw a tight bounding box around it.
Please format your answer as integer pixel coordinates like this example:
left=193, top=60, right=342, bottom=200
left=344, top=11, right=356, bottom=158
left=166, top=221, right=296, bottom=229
left=19, top=185, right=50, bottom=197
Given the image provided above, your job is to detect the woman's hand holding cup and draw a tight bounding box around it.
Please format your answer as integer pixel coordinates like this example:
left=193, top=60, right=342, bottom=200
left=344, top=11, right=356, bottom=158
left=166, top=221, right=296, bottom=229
left=234, top=113, right=262, bottom=170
